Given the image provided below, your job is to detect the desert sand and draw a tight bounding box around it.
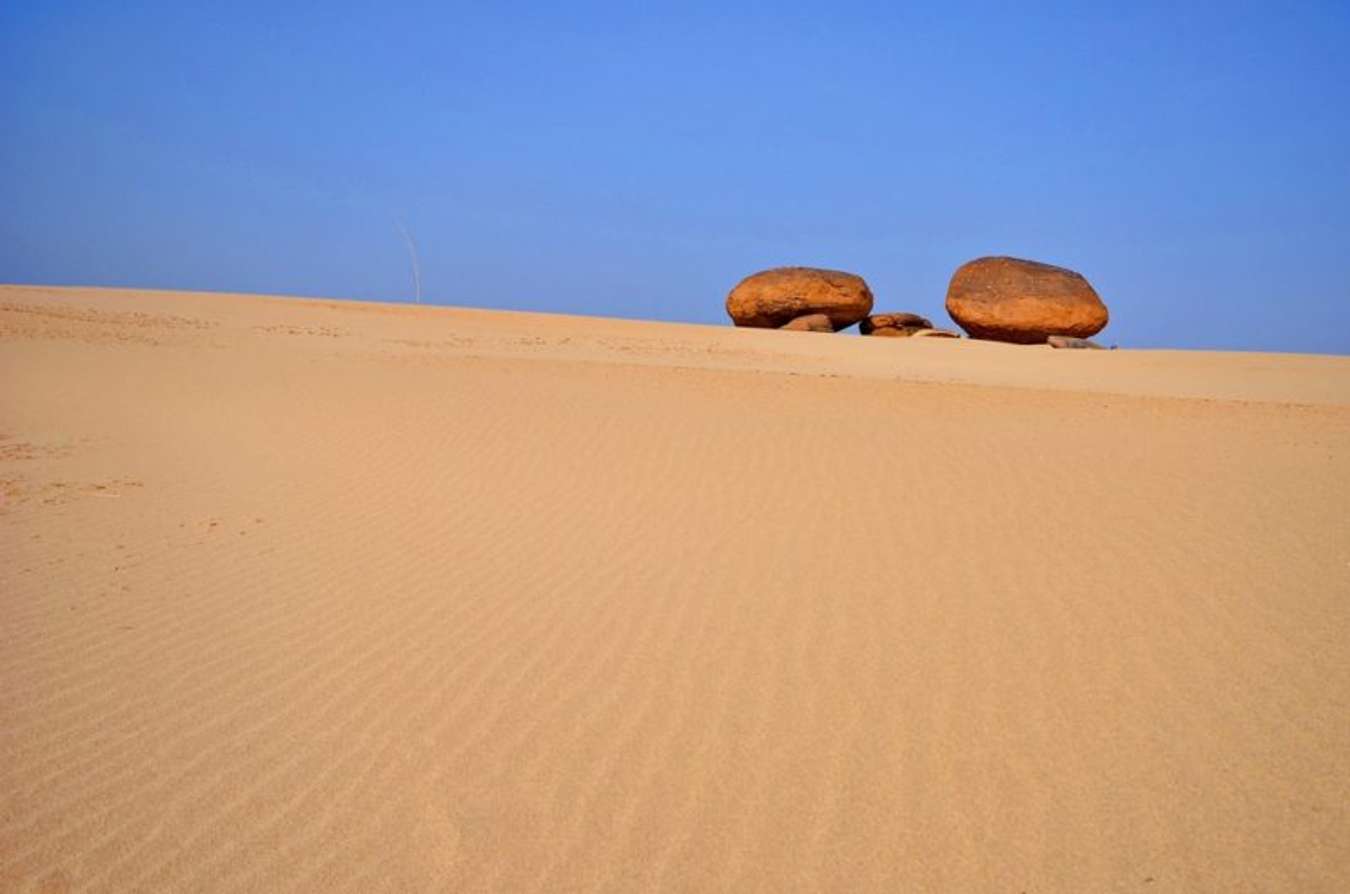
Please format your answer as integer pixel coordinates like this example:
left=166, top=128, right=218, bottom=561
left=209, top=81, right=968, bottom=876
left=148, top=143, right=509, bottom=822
left=2, top=284, right=1348, bottom=892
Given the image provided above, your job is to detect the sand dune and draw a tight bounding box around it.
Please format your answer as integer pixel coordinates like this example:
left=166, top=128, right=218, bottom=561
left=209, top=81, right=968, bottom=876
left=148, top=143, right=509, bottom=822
left=2, top=284, right=1348, bottom=892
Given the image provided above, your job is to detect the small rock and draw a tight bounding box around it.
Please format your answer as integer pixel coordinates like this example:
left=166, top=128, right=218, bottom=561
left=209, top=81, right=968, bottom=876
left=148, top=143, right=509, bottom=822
left=1047, top=335, right=1104, bottom=349
left=867, top=326, right=925, bottom=337
left=779, top=313, right=834, bottom=332
left=911, top=328, right=961, bottom=339
left=861, top=312, right=932, bottom=335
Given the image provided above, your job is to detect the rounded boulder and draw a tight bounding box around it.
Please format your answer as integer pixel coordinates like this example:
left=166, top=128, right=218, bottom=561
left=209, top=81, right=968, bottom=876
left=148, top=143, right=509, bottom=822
left=945, top=257, right=1108, bottom=344
left=726, top=267, right=873, bottom=330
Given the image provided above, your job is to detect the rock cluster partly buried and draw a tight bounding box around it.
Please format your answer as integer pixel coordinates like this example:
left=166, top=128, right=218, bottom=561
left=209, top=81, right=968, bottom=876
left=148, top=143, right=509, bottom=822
left=724, top=257, right=1110, bottom=345
left=859, top=313, right=961, bottom=339
left=860, top=312, right=931, bottom=335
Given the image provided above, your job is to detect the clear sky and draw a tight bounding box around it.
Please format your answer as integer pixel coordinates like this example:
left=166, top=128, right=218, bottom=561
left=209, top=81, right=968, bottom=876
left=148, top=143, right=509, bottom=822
left=3, top=2, right=1348, bottom=353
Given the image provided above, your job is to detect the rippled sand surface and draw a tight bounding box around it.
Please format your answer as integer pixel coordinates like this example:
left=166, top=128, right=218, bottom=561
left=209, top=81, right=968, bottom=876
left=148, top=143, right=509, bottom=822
left=3, top=285, right=1349, bottom=892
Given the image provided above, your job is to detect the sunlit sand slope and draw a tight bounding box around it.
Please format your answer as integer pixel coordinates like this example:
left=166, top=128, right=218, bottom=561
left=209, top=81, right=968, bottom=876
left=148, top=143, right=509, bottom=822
left=3, top=285, right=1349, bottom=892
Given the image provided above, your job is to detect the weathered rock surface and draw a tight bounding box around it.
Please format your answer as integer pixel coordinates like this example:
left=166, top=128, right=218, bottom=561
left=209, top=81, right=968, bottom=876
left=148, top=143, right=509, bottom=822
left=860, top=312, right=932, bottom=335
left=911, top=328, right=961, bottom=338
left=945, top=257, right=1108, bottom=344
left=779, top=313, right=834, bottom=332
left=1047, top=335, right=1105, bottom=349
left=726, top=267, right=873, bottom=330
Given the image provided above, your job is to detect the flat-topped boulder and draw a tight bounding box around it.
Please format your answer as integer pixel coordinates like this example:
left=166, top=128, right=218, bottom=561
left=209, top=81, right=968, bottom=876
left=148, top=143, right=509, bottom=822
left=945, top=257, right=1108, bottom=344
left=780, top=313, right=833, bottom=332
left=726, top=267, right=872, bottom=330
left=860, top=312, right=932, bottom=335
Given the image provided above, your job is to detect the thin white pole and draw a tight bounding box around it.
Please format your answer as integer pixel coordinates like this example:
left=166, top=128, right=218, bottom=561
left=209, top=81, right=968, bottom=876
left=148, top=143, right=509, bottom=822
left=395, top=219, right=422, bottom=304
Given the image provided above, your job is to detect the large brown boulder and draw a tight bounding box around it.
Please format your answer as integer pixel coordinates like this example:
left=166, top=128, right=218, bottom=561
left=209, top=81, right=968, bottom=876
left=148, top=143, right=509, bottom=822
left=945, top=257, right=1108, bottom=344
left=726, top=267, right=872, bottom=330
left=860, top=312, right=932, bottom=335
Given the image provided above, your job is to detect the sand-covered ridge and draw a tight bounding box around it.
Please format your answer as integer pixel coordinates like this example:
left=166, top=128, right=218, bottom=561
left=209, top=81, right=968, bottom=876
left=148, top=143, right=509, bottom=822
left=2, top=285, right=1349, bottom=892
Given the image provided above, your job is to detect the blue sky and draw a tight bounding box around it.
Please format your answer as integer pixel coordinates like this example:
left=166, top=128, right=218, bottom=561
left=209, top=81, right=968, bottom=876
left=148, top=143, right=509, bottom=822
left=3, top=2, right=1348, bottom=353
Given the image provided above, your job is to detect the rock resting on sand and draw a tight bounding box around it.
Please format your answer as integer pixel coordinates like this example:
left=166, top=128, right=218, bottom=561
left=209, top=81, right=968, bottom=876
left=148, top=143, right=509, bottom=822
left=867, top=326, right=962, bottom=338
left=779, top=313, right=834, bottom=332
left=860, top=312, right=932, bottom=334
left=726, top=267, right=873, bottom=330
left=860, top=313, right=960, bottom=339
left=868, top=326, right=925, bottom=337
left=946, top=256, right=1108, bottom=344
left=1047, top=335, right=1105, bottom=349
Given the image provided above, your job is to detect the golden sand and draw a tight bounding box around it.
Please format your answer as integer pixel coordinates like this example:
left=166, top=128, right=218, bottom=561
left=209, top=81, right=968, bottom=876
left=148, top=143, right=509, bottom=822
left=3, top=285, right=1348, bottom=891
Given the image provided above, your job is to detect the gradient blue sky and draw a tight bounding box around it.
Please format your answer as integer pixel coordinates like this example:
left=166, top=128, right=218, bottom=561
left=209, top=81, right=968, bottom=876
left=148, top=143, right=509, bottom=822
left=3, top=2, right=1348, bottom=352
